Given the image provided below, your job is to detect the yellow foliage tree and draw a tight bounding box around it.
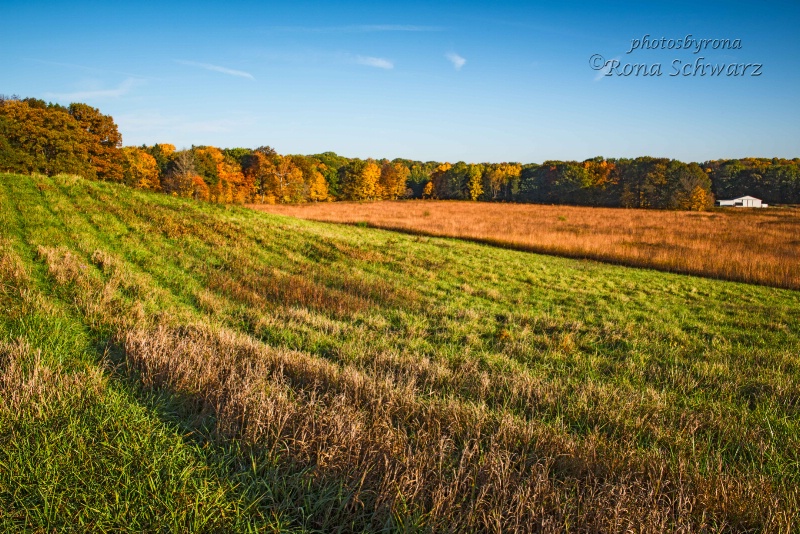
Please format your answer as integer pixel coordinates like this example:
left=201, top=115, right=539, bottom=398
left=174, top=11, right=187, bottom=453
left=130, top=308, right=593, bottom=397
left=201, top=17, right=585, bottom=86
left=378, top=162, right=410, bottom=200
left=121, top=147, right=160, bottom=190
left=209, top=178, right=232, bottom=204
left=467, top=164, right=483, bottom=201
left=362, top=161, right=381, bottom=200
left=583, top=159, right=615, bottom=188
left=263, top=155, right=305, bottom=203
left=159, top=143, right=176, bottom=158
left=341, top=160, right=381, bottom=200
left=306, top=165, right=329, bottom=202
left=688, top=186, right=713, bottom=211
left=484, top=163, right=521, bottom=200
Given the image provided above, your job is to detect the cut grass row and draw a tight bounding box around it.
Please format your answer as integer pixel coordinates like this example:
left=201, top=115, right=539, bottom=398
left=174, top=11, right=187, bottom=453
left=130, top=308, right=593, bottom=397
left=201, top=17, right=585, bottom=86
left=1, top=173, right=799, bottom=532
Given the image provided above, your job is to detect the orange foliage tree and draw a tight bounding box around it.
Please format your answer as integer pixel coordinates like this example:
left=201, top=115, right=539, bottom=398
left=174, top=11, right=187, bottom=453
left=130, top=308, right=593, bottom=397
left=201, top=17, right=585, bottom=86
left=194, top=146, right=253, bottom=204
left=191, top=175, right=211, bottom=201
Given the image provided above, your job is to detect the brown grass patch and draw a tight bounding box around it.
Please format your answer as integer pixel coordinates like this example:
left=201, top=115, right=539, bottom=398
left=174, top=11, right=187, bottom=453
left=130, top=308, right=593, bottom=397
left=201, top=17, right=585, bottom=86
left=0, top=240, right=30, bottom=287
left=250, top=202, right=800, bottom=290
left=0, top=339, right=104, bottom=418
left=36, top=246, right=149, bottom=329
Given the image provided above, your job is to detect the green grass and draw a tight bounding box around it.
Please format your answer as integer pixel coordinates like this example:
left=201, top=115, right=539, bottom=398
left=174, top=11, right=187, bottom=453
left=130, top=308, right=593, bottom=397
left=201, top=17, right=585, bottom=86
left=1, top=172, right=799, bottom=532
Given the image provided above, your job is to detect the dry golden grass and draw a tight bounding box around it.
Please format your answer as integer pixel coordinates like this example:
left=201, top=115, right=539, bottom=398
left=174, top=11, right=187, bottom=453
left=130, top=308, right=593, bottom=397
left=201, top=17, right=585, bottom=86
left=251, top=201, right=800, bottom=290
left=0, top=339, right=105, bottom=421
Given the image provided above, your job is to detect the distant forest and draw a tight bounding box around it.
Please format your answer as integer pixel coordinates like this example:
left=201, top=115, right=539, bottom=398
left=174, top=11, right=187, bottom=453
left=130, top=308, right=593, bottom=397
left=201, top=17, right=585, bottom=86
left=2, top=96, right=799, bottom=209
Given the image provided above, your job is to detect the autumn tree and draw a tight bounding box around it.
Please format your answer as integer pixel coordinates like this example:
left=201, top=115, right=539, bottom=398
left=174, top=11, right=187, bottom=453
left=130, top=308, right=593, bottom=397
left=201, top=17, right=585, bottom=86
left=310, top=151, right=349, bottom=199
left=466, top=164, right=484, bottom=201
left=121, top=147, right=160, bottom=190
left=294, top=158, right=329, bottom=202
left=0, top=113, right=15, bottom=172
left=192, top=146, right=252, bottom=203
left=483, top=163, right=521, bottom=200
left=144, top=143, right=175, bottom=177
left=340, top=159, right=381, bottom=200
left=242, top=150, right=272, bottom=202
left=0, top=99, right=95, bottom=177
left=219, top=152, right=252, bottom=203
left=669, top=162, right=714, bottom=210
left=248, top=153, right=305, bottom=204
left=286, top=155, right=329, bottom=202
left=68, top=103, right=124, bottom=182
left=306, top=165, right=329, bottom=201
left=270, top=156, right=306, bottom=203
left=193, top=146, right=221, bottom=186
left=242, top=146, right=309, bottom=203
left=378, top=162, right=410, bottom=199
left=429, top=163, right=452, bottom=199
left=190, top=175, right=211, bottom=201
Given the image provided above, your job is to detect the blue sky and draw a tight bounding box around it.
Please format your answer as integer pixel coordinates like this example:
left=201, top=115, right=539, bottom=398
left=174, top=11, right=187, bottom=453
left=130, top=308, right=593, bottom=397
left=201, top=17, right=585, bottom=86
left=2, top=0, right=799, bottom=162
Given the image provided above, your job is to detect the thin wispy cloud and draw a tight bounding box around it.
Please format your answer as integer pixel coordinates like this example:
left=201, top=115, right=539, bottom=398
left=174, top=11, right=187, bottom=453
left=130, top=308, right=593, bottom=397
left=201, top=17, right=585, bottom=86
left=258, top=50, right=394, bottom=70
left=446, top=52, right=466, bottom=70
left=271, top=24, right=444, bottom=33
left=44, top=78, right=139, bottom=101
left=175, top=60, right=254, bottom=80
left=354, top=55, right=394, bottom=69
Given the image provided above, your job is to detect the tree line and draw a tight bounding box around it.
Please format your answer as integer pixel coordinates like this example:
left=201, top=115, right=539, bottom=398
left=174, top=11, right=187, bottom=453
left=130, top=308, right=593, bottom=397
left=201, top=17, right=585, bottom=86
left=2, top=96, right=799, bottom=208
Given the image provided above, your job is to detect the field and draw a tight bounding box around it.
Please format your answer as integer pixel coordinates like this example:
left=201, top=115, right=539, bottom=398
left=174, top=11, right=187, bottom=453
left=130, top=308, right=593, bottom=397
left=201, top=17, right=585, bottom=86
left=251, top=200, right=800, bottom=290
left=2, top=173, right=800, bottom=532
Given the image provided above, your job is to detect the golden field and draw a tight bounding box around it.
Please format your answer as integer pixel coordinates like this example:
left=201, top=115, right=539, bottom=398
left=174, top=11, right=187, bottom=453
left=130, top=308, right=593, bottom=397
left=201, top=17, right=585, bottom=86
left=251, top=201, right=800, bottom=290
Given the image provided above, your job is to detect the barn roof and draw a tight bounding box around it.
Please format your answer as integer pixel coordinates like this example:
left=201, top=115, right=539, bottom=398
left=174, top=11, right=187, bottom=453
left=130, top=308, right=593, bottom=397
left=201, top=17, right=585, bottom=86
left=718, top=196, right=761, bottom=202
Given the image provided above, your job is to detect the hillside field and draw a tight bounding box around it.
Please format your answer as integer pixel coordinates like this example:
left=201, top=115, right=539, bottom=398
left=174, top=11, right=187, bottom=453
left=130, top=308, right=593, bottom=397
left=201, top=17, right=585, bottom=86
left=1, top=173, right=800, bottom=532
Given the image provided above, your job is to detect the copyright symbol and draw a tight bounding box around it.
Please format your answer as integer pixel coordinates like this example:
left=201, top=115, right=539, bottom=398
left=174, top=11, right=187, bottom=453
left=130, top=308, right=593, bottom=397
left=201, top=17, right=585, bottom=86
left=589, top=54, right=605, bottom=70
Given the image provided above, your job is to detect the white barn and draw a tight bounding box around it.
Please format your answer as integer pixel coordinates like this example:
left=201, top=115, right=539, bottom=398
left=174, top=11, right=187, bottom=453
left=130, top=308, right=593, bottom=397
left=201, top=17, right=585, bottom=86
left=716, top=195, right=768, bottom=208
